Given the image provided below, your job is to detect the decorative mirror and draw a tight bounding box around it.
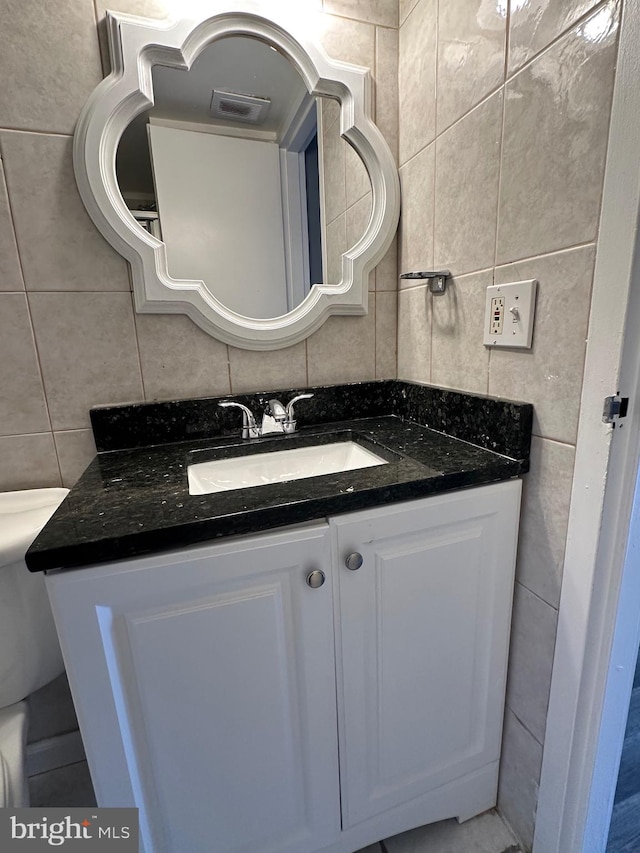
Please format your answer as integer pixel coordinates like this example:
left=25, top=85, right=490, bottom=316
left=73, top=1, right=400, bottom=350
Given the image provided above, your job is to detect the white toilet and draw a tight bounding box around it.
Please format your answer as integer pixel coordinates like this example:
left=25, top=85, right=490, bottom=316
left=0, top=488, right=69, bottom=807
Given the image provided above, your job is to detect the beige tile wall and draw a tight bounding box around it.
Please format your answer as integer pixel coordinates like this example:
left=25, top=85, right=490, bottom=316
left=397, top=0, right=621, bottom=847
left=3, top=1, right=618, bottom=846
left=0, top=0, right=399, bottom=491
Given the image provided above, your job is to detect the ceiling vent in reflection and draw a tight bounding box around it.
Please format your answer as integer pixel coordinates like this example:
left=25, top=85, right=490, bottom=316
left=210, top=90, right=272, bottom=124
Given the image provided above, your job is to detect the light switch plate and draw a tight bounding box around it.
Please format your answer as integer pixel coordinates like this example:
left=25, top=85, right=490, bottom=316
left=483, top=279, right=537, bottom=348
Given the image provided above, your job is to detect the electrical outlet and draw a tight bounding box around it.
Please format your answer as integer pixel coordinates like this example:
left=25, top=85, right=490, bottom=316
left=483, top=280, right=537, bottom=349
left=490, top=297, right=504, bottom=335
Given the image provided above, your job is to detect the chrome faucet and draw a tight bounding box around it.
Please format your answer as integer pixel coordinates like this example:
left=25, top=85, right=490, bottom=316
left=219, top=394, right=314, bottom=439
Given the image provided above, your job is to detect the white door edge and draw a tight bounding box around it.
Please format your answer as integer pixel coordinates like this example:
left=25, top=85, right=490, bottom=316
left=534, top=0, right=640, bottom=849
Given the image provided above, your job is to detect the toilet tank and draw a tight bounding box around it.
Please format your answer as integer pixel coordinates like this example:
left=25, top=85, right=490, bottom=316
left=0, top=489, right=68, bottom=709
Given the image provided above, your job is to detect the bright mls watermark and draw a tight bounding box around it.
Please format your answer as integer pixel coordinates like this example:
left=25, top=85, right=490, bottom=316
left=0, top=809, right=138, bottom=850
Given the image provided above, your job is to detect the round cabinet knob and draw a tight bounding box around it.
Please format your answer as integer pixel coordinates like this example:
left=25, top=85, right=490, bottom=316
left=345, top=552, right=364, bottom=571
left=306, top=570, right=326, bottom=589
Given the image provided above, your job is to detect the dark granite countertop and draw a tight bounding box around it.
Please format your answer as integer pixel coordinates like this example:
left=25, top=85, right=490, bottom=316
left=27, top=381, right=532, bottom=572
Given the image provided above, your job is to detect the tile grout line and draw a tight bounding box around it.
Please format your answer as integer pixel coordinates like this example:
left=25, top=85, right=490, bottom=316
left=505, top=705, right=546, bottom=750
left=374, top=25, right=379, bottom=126
left=0, top=286, right=151, bottom=293
left=401, top=0, right=421, bottom=31
left=326, top=200, right=346, bottom=228
left=345, top=190, right=371, bottom=214
left=0, top=127, right=74, bottom=139
left=130, top=296, right=149, bottom=403
left=344, top=83, right=349, bottom=218
left=226, top=345, right=234, bottom=394
left=390, top=20, right=400, bottom=170
left=432, top=0, right=439, bottom=273
left=304, top=339, right=309, bottom=386
left=514, top=577, right=559, bottom=613
left=398, top=282, right=429, bottom=298
left=492, top=96, right=507, bottom=269
left=394, top=288, right=399, bottom=379
left=0, top=151, right=63, bottom=484
left=497, top=238, right=598, bottom=269
left=1, top=430, right=64, bottom=441
left=530, top=433, right=577, bottom=450
left=493, top=0, right=510, bottom=271
left=398, top=138, right=434, bottom=172
left=0, top=151, right=26, bottom=297
left=431, top=138, right=437, bottom=281
left=373, top=291, right=378, bottom=378
left=434, top=0, right=440, bottom=139
left=323, top=10, right=398, bottom=31
left=487, top=345, right=493, bottom=396
left=581, top=253, right=599, bottom=374
left=92, top=0, right=109, bottom=79
left=429, top=0, right=440, bottom=384
left=506, top=702, right=550, bottom=758
left=0, top=152, right=27, bottom=293
left=487, top=0, right=510, bottom=401
left=24, top=294, right=63, bottom=486
left=41, top=428, right=91, bottom=436
left=502, top=0, right=511, bottom=82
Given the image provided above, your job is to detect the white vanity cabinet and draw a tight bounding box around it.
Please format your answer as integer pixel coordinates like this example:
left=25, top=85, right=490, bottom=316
left=45, top=479, right=521, bottom=853
left=332, top=480, right=521, bottom=841
left=46, top=524, right=339, bottom=853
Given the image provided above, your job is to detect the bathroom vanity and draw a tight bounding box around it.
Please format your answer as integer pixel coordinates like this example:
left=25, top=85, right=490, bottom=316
left=27, top=381, right=531, bottom=853
left=36, top=3, right=536, bottom=846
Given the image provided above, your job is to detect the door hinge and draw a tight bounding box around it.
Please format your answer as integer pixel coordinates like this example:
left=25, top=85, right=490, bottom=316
left=603, top=395, right=629, bottom=424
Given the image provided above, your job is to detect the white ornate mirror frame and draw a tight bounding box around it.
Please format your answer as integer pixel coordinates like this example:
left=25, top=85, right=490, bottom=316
left=73, top=1, right=401, bottom=350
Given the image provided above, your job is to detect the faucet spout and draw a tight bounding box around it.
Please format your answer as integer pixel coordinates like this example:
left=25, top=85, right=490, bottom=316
left=267, top=399, right=287, bottom=423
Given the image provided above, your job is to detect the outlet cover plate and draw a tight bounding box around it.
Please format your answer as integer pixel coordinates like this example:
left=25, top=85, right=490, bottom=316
left=483, top=279, right=537, bottom=348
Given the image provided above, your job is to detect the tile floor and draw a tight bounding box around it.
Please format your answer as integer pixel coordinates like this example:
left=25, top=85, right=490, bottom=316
left=30, top=761, right=523, bottom=853
left=363, top=809, right=521, bottom=852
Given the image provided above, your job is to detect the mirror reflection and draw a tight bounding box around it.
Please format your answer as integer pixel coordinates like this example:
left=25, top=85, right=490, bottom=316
left=116, top=36, right=373, bottom=320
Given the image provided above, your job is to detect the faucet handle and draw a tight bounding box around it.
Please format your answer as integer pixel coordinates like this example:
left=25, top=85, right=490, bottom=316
left=218, top=401, right=260, bottom=439
left=283, top=394, right=314, bottom=433
left=285, top=393, right=314, bottom=419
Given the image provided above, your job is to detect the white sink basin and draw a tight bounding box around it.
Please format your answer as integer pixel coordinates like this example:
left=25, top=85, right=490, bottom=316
left=188, top=440, right=387, bottom=495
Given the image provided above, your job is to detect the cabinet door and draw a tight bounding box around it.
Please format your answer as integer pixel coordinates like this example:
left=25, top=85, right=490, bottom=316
left=46, top=524, right=340, bottom=853
left=332, top=480, right=521, bottom=828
